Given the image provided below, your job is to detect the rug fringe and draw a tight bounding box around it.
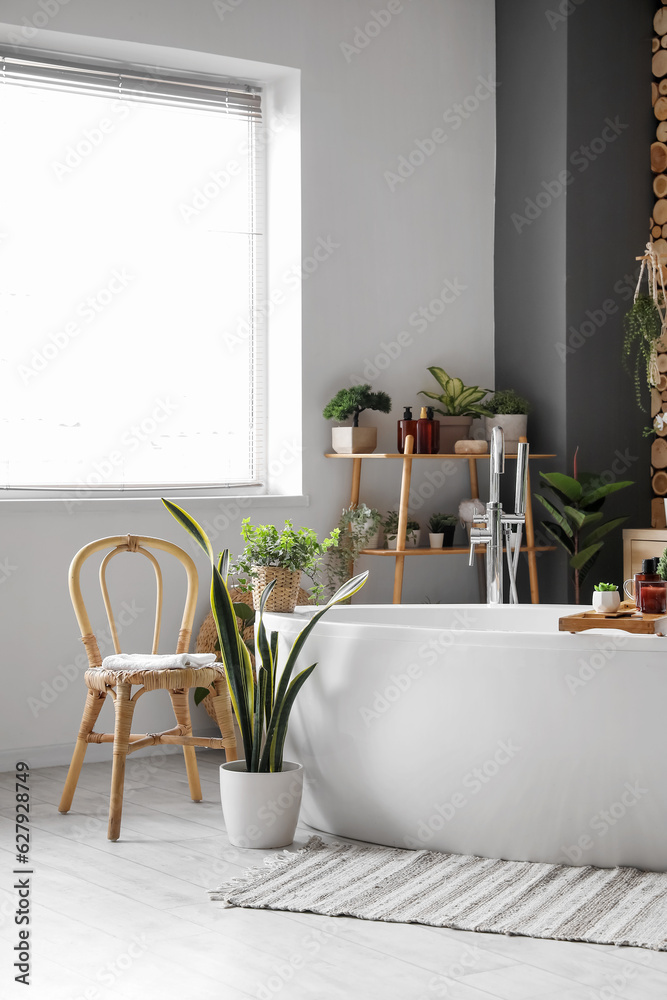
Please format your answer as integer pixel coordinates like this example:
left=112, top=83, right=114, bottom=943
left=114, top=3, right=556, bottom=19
left=209, top=835, right=326, bottom=900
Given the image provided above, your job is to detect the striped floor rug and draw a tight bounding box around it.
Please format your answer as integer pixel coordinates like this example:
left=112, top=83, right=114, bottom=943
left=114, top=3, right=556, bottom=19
left=211, top=836, right=667, bottom=951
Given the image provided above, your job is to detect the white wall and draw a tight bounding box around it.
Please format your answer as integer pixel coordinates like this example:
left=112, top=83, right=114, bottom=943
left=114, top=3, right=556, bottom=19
left=0, top=0, right=496, bottom=767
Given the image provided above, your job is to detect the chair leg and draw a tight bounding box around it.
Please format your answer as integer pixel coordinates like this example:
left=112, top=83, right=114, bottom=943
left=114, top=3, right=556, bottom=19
left=170, top=689, right=202, bottom=802
left=211, top=677, right=237, bottom=763
left=59, top=688, right=107, bottom=813
left=108, top=682, right=135, bottom=841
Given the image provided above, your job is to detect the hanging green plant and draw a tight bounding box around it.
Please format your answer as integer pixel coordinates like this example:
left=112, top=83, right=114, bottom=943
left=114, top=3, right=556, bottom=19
left=622, top=295, right=661, bottom=411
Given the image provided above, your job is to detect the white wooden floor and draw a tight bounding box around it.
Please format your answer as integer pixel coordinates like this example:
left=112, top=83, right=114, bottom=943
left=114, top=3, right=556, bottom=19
left=2, top=752, right=667, bottom=1000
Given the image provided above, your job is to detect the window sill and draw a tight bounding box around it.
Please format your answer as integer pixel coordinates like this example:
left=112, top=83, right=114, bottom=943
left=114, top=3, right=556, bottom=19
left=0, top=493, right=310, bottom=514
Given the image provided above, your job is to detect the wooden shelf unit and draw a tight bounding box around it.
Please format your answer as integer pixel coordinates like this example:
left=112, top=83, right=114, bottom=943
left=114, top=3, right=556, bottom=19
left=325, top=436, right=556, bottom=604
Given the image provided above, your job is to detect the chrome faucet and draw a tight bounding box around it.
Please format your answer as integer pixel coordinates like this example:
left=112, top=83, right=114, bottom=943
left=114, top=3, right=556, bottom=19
left=468, top=427, right=529, bottom=604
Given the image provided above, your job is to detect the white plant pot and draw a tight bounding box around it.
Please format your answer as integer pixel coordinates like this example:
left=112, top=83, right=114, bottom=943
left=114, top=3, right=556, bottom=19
left=387, top=529, right=420, bottom=550
left=429, top=532, right=445, bottom=548
left=592, top=591, right=620, bottom=614
left=331, top=427, right=377, bottom=454
left=219, top=760, right=304, bottom=849
left=483, top=415, right=528, bottom=453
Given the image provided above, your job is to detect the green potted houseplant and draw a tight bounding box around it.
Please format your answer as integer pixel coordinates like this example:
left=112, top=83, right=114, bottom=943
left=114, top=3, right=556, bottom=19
left=382, top=510, right=420, bottom=549
left=326, top=503, right=382, bottom=593
left=592, top=582, right=620, bottom=614
left=535, top=462, right=633, bottom=603
left=163, top=498, right=368, bottom=849
left=419, top=366, right=491, bottom=452
left=233, top=518, right=339, bottom=613
left=323, top=383, right=392, bottom=454
left=428, top=513, right=458, bottom=549
left=484, top=389, right=531, bottom=453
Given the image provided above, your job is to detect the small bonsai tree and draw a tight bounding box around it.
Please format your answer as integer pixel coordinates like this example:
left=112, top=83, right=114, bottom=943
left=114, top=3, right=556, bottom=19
left=323, top=384, right=392, bottom=426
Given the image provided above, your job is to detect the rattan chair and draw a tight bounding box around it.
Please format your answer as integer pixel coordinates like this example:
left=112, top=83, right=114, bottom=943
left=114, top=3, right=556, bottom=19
left=58, top=534, right=237, bottom=841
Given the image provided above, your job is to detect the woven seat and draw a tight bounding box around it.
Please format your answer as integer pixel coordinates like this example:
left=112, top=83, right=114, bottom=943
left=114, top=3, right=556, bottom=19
left=58, top=534, right=237, bottom=841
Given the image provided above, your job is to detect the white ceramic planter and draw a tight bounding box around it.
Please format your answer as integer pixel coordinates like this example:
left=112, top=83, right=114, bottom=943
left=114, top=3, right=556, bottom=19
left=331, top=427, right=377, bottom=454
left=483, top=415, right=528, bottom=453
left=387, top=529, right=420, bottom=549
left=592, top=591, right=621, bottom=613
left=429, top=532, right=444, bottom=548
left=219, top=760, right=304, bottom=849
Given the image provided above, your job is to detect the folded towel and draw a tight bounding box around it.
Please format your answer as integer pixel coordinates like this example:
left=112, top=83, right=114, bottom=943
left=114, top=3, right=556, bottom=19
left=100, top=653, right=217, bottom=672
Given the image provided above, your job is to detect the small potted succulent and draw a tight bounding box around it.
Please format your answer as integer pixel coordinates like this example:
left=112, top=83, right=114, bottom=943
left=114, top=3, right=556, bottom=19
left=382, top=510, right=420, bottom=549
left=428, top=513, right=458, bottom=548
left=592, top=582, right=621, bottom=614
left=323, top=384, right=392, bottom=454
left=484, top=389, right=531, bottom=453
left=233, top=518, right=339, bottom=612
left=419, top=366, right=491, bottom=453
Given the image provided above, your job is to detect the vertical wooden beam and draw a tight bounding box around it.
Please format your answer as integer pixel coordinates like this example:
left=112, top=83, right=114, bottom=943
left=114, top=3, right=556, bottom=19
left=393, top=435, right=414, bottom=604
left=521, top=435, right=540, bottom=604
left=350, top=457, right=362, bottom=507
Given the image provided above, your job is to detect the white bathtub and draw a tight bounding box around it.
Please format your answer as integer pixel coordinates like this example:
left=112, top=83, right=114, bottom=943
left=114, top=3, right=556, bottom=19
left=264, top=603, right=667, bottom=872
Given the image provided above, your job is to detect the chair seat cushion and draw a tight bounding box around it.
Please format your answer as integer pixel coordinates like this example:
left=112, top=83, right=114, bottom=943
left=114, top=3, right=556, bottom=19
left=100, top=653, right=217, bottom=672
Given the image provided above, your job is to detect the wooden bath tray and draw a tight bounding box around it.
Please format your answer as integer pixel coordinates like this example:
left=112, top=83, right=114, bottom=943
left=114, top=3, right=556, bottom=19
left=559, top=609, right=667, bottom=635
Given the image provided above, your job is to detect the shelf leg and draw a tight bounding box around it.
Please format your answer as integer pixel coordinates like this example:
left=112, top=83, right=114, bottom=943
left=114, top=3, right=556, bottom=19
left=467, top=456, right=486, bottom=602
left=521, top=435, right=540, bottom=604
left=350, top=457, right=362, bottom=508
left=393, top=436, right=414, bottom=604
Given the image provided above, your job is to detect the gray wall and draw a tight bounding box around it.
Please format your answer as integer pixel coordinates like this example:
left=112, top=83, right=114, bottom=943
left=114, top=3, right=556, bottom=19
left=495, top=0, right=654, bottom=601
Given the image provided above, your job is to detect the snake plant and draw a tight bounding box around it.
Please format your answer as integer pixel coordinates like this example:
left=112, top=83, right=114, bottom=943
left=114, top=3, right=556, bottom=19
left=163, top=499, right=368, bottom=772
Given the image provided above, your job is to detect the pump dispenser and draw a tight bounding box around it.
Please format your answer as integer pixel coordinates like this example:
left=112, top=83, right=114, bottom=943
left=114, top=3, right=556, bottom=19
left=417, top=406, right=434, bottom=454
left=397, top=406, right=417, bottom=454
left=427, top=406, right=440, bottom=453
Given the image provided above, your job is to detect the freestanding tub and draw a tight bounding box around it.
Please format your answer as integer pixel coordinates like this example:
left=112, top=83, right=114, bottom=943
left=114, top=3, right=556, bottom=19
left=264, top=603, right=667, bottom=872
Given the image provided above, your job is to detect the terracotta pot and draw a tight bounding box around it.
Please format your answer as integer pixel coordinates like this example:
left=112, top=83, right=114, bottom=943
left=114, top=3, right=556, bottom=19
left=439, top=416, right=473, bottom=453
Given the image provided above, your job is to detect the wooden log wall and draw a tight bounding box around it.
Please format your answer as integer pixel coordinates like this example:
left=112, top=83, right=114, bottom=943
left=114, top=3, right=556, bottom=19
left=651, top=1, right=667, bottom=526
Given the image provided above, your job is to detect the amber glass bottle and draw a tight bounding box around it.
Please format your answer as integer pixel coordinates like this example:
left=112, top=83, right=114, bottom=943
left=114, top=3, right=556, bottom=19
left=397, top=406, right=417, bottom=453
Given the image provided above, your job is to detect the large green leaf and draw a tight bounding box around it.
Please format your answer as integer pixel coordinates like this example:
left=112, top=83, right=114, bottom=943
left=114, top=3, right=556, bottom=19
left=427, top=366, right=451, bottom=393
left=580, top=480, right=633, bottom=508
left=570, top=541, right=603, bottom=570
left=539, top=472, right=582, bottom=502
left=267, top=663, right=317, bottom=773
left=542, top=521, right=575, bottom=555
left=255, top=579, right=277, bottom=716
left=161, top=499, right=213, bottom=561
left=418, top=390, right=445, bottom=402
left=534, top=494, right=573, bottom=536
left=584, top=516, right=628, bottom=547
left=233, top=602, right=255, bottom=622
left=251, top=669, right=267, bottom=772
left=562, top=506, right=604, bottom=531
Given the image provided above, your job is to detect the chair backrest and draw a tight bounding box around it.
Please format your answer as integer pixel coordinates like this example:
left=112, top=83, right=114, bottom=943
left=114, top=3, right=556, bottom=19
left=69, top=534, right=198, bottom=668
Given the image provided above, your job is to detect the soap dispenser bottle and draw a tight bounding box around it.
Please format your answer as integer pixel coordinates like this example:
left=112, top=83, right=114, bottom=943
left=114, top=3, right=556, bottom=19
left=427, top=406, right=440, bottom=454
left=417, top=406, right=433, bottom=454
left=397, top=406, right=417, bottom=454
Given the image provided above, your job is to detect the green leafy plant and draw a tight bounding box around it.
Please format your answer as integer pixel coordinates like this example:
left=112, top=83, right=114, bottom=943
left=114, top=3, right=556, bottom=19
left=428, top=513, right=458, bottom=533
left=382, top=510, right=419, bottom=538
left=419, top=366, right=491, bottom=417
left=193, top=600, right=254, bottom=707
left=622, top=295, right=662, bottom=411
left=326, top=504, right=381, bottom=594
left=232, top=519, right=339, bottom=602
left=163, top=499, right=368, bottom=772
left=486, top=389, right=531, bottom=415
left=593, top=582, right=618, bottom=592
left=323, top=384, right=392, bottom=426
left=657, top=547, right=667, bottom=580
left=535, top=469, right=632, bottom=603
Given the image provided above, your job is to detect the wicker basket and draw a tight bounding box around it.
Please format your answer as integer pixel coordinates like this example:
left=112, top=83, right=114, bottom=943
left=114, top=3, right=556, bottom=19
left=252, top=566, right=301, bottom=613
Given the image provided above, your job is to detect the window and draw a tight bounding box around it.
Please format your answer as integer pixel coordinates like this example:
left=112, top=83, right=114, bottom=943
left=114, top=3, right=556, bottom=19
left=0, top=54, right=264, bottom=494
